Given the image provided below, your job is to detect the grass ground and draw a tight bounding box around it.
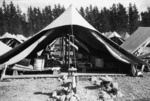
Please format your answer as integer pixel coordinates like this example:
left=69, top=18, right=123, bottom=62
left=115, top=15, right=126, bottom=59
left=0, top=72, right=150, bottom=101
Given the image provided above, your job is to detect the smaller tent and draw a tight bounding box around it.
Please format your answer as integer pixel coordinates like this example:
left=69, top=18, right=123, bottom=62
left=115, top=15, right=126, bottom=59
left=105, top=31, right=121, bottom=39
left=104, top=32, right=112, bottom=38
left=0, top=32, right=23, bottom=48
left=1, top=32, right=23, bottom=43
left=121, top=27, right=150, bottom=56
left=104, top=31, right=124, bottom=45
left=16, top=34, right=27, bottom=41
left=2, top=32, right=12, bottom=38
left=122, top=32, right=130, bottom=40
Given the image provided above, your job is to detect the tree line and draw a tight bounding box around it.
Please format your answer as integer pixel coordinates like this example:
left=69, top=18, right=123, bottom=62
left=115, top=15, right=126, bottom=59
left=0, top=1, right=150, bottom=37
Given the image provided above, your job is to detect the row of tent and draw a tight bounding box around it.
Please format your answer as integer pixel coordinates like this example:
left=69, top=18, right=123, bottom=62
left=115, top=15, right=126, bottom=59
left=0, top=5, right=149, bottom=72
left=103, top=27, right=150, bottom=59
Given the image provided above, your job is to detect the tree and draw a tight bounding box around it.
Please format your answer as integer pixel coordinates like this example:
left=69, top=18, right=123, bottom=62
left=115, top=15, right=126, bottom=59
left=100, top=7, right=111, bottom=32
left=110, top=4, right=117, bottom=31
left=128, top=3, right=139, bottom=34
left=0, top=7, right=4, bottom=35
left=42, top=5, right=53, bottom=26
left=84, top=5, right=100, bottom=30
left=27, top=6, right=35, bottom=36
left=79, top=7, right=85, bottom=18
left=2, top=0, right=10, bottom=33
left=141, top=7, right=150, bottom=27
left=116, top=3, right=128, bottom=33
left=52, top=4, right=65, bottom=20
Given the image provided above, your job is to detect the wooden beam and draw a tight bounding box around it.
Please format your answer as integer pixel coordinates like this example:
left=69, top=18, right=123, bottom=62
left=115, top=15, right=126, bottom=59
left=61, top=72, right=127, bottom=77
left=1, top=65, right=8, bottom=80
left=2, top=74, right=63, bottom=79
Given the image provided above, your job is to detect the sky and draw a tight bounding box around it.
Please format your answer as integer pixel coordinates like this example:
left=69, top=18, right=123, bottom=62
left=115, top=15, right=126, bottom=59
left=0, top=0, right=149, bottom=13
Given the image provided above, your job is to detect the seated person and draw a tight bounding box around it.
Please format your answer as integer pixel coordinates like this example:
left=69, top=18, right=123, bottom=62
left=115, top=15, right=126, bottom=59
left=52, top=82, right=80, bottom=101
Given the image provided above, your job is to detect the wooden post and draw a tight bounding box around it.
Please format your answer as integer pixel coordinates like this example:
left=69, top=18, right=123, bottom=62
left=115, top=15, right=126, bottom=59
left=131, top=63, right=137, bottom=77
left=141, top=65, right=145, bottom=72
left=1, top=64, right=8, bottom=81
left=62, top=37, right=65, bottom=64
left=68, top=34, right=71, bottom=69
left=65, top=36, right=67, bottom=65
left=13, top=70, right=18, bottom=76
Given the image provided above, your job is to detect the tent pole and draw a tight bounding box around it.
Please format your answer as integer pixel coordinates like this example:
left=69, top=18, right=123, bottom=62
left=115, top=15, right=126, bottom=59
left=61, top=37, right=65, bottom=64
left=68, top=34, right=71, bottom=69
left=65, top=36, right=67, bottom=65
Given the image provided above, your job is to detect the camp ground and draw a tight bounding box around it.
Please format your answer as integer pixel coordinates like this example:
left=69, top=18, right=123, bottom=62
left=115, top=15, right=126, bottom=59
left=0, top=5, right=149, bottom=80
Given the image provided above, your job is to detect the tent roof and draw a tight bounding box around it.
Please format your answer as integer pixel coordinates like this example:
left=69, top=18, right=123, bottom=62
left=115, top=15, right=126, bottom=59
left=16, top=34, right=27, bottom=41
left=104, top=32, right=112, bottom=38
left=0, top=5, right=148, bottom=67
left=42, top=5, right=97, bottom=32
left=122, top=32, right=130, bottom=40
left=105, top=31, right=121, bottom=38
left=121, top=27, right=150, bottom=53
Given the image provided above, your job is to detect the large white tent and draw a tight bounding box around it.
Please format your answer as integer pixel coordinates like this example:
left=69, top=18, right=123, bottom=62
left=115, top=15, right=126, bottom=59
left=0, top=5, right=148, bottom=68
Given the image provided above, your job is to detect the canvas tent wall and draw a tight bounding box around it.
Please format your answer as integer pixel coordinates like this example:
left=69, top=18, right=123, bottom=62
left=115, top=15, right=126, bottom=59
left=0, top=41, right=12, bottom=56
left=0, top=5, right=148, bottom=68
left=121, top=27, right=150, bottom=56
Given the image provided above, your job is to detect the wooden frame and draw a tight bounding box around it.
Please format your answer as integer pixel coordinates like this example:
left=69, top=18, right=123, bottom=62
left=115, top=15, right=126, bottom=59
left=0, top=65, right=61, bottom=80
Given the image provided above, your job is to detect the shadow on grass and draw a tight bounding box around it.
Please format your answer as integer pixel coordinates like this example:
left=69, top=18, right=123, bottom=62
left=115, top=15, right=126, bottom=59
left=1, top=79, right=10, bottom=82
left=85, top=85, right=100, bottom=90
left=34, top=92, right=52, bottom=98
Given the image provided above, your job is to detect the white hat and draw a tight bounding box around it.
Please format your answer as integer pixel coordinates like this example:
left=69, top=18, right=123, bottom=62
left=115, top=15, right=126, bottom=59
left=100, top=75, right=113, bottom=82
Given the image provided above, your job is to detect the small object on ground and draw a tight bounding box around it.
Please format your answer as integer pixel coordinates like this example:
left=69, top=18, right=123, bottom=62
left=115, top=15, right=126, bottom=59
left=100, top=75, right=113, bottom=82
left=136, top=71, right=143, bottom=77
left=91, top=76, right=98, bottom=85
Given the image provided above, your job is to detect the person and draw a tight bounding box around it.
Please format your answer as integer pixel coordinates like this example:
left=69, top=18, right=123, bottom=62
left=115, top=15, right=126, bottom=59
left=52, top=89, right=66, bottom=101
left=52, top=81, right=80, bottom=101
left=100, top=76, right=113, bottom=92
left=63, top=82, right=80, bottom=101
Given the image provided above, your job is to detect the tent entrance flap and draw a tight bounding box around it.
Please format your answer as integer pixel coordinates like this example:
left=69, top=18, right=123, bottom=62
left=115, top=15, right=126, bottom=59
left=4, top=30, right=54, bottom=65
